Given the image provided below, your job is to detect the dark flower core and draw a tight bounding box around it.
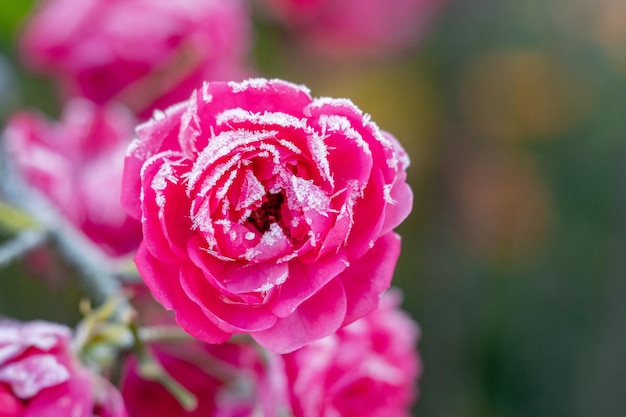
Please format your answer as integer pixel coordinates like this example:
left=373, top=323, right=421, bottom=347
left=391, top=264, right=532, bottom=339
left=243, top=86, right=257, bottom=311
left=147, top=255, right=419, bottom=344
left=247, top=192, right=285, bottom=233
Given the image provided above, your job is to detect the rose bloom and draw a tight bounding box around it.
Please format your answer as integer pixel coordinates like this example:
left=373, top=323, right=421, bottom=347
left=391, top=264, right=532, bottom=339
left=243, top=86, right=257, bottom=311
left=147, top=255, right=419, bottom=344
left=0, top=319, right=127, bottom=417
left=20, top=0, right=252, bottom=118
left=283, top=290, right=421, bottom=417
left=121, top=339, right=289, bottom=417
left=122, top=78, right=412, bottom=353
left=4, top=99, right=142, bottom=257
left=257, top=0, right=442, bottom=56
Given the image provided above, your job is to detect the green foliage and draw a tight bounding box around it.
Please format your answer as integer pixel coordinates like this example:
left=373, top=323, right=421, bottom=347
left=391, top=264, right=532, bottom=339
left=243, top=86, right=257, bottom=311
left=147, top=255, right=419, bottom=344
left=0, top=0, right=36, bottom=45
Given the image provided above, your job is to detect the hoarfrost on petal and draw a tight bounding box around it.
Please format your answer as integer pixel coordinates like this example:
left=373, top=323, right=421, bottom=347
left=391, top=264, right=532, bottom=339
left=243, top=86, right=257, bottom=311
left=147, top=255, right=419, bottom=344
left=228, top=78, right=311, bottom=95
left=0, top=355, right=70, bottom=399
left=200, top=247, right=235, bottom=262
left=187, top=129, right=278, bottom=189
left=152, top=109, right=166, bottom=121
left=310, top=97, right=361, bottom=113
left=216, top=108, right=308, bottom=130
left=193, top=153, right=241, bottom=197
left=151, top=162, right=179, bottom=191
left=383, top=184, right=396, bottom=204
left=254, top=270, right=289, bottom=293
left=318, top=114, right=371, bottom=155
left=236, top=170, right=266, bottom=213
left=201, top=82, right=213, bottom=103
left=228, top=78, right=272, bottom=93
left=287, top=176, right=329, bottom=214
left=260, top=223, right=284, bottom=247
left=307, top=132, right=333, bottom=186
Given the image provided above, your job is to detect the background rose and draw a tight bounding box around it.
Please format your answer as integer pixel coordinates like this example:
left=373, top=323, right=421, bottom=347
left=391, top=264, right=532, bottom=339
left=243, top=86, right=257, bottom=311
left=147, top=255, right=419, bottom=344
left=121, top=339, right=289, bottom=417
left=282, top=289, right=421, bottom=417
left=20, top=0, right=253, bottom=118
left=4, top=99, right=142, bottom=257
left=0, top=319, right=127, bottom=417
left=122, top=78, right=412, bottom=353
left=256, top=0, right=442, bottom=56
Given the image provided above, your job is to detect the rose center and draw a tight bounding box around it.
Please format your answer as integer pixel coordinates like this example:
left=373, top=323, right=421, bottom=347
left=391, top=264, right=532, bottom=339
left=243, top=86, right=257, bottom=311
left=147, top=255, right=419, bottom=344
left=247, top=192, right=284, bottom=233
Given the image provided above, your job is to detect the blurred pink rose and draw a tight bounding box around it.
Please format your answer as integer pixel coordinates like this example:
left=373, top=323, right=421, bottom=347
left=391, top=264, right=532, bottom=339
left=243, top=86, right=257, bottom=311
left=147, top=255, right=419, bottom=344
left=258, top=0, right=442, bottom=56
left=122, top=78, right=412, bottom=353
left=121, top=339, right=289, bottom=417
left=0, top=319, right=127, bottom=417
left=283, top=290, right=421, bottom=417
left=20, top=0, right=253, bottom=118
left=4, top=99, right=142, bottom=257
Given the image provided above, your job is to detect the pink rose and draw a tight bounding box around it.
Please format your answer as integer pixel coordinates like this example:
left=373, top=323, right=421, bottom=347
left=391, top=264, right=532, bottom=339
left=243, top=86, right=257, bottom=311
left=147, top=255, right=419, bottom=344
left=20, top=0, right=253, bottom=118
left=121, top=339, right=289, bottom=417
left=283, top=290, right=421, bottom=417
left=122, top=78, right=412, bottom=353
left=4, top=99, right=142, bottom=257
left=258, top=0, right=442, bottom=56
left=0, top=319, right=127, bottom=417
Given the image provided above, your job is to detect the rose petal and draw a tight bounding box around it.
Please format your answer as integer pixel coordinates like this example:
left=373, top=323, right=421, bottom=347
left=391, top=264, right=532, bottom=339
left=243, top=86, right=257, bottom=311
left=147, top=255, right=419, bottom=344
left=122, top=103, right=187, bottom=219
left=140, top=153, right=192, bottom=262
left=0, top=385, right=23, bottom=416
left=339, top=232, right=401, bottom=326
left=253, top=278, right=347, bottom=353
left=0, top=355, right=70, bottom=399
left=186, top=238, right=290, bottom=293
left=380, top=178, right=413, bottom=236
left=135, top=245, right=231, bottom=342
left=270, top=251, right=349, bottom=318
left=24, top=367, right=93, bottom=417
left=179, top=265, right=278, bottom=333
left=344, top=168, right=387, bottom=260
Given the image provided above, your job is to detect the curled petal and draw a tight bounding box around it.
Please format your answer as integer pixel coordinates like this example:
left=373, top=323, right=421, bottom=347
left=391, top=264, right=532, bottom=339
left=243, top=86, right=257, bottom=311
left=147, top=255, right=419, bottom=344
left=253, top=278, right=347, bottom=353
left=339, top=232, right=401, bottom=326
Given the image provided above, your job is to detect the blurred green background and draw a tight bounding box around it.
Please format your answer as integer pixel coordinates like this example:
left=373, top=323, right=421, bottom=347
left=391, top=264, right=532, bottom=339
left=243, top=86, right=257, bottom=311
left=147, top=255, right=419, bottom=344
left=1, top=1, right=625, bottom=416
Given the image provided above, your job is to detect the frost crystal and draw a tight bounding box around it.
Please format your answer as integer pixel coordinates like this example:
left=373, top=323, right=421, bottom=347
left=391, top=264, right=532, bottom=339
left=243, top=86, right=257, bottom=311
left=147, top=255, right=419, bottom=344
left=318, top=114, right=371, bottom=155
left=383, top=184, right=396, bottom=204
left=228, top=78, right=311, bottom=95
left=228, top=78, right=272, bottom=93
left=201, top=82, right=213, bottom=103
left=307, top=132, right=333, bottom=186
left=288, top=176, right=328, bottom=214
left=216, top=108, right=308, bottom=130
left=187, top=129, right=278, bottom=189
left=0, top=355, right=70, bottom=399
left=152, top=109, right=166, bottom=121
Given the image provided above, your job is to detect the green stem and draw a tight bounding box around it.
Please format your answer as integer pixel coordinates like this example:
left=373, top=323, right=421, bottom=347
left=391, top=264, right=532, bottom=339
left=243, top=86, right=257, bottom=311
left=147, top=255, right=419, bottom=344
left=129, top=322, right=198, bottom=412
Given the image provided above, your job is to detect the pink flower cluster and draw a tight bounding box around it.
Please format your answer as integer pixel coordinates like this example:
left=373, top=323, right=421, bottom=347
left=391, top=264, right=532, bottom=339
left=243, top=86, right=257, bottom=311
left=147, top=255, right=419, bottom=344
left=20, top=0, right=253, bottom=118
left=4, top=100, right=142, bottom=257
left=283, top=290, right=421, bottom=417
left=121, top=339, right=289, bottom=417
left=2, top=0, right=426, bottom=415
left=118, top=290, right=419, bottom=417
left=0, top=319, right=126, bottom=417
left=122, top=78, right=412, bottom=353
